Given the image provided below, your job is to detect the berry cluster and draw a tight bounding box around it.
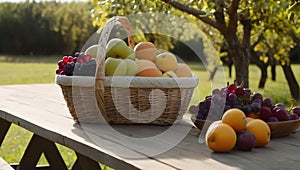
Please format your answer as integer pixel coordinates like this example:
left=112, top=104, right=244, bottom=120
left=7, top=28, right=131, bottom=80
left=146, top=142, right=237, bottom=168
left=56, top=52, right=96, bottom=76
left=190, top=80, right=300, bottom=122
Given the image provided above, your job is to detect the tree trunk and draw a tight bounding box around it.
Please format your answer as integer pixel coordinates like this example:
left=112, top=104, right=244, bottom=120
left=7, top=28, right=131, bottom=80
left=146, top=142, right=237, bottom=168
left=229, top=63, right=232, bottom=78
left=250, top=49, right=268, bottom=88
left=281, top=64, right=300, bottom=100
left=258, top=65, right=268, bottom=88
left=271, top=64, right=276, bottom=81
left=225, top=35, right=250, bottom=87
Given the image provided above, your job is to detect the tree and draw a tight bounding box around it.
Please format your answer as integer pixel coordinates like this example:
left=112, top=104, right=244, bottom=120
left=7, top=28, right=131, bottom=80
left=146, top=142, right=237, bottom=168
left=92, top=0, right=300, bottom=99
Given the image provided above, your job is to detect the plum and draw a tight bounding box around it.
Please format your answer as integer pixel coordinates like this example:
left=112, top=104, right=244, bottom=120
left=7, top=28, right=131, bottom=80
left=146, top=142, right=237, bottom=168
left=273, top=103, right=286, bottom=111
left=292, top=107, right=300, bottom=117
left=236, top=130, right=256, bottom=151
left=260, top=107, right=272, bottom=121
left=273, top=109, right=289, bottom=121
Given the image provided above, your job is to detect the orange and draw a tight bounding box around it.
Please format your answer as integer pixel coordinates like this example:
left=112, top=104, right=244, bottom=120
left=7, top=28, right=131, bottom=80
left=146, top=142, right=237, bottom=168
left=205, top=121, right=237, bottom=152
left=247, top=112, right=260, bottom=119
left=245, top=117, right=254, bottom=124
left=136, top=68, right=162, bottom=77
left=222, top=108, right=247, bottom=132
left=246, top=119, right=271, bottom=147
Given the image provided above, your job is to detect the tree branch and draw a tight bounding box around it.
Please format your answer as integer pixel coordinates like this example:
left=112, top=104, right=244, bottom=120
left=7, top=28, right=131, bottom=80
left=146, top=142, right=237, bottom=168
left=227, top=0, right=240, bottom=33
left=160, top=0, right=218, bottom=29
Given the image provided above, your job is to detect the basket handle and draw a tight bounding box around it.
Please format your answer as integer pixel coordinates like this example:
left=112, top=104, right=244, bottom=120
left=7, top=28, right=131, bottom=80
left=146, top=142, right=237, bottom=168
left=95, top=16, right=135, bottom=119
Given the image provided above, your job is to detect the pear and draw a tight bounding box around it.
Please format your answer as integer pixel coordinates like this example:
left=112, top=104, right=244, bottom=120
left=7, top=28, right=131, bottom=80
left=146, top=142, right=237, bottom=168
left=84, top=44, right=98, bottom=58
left=106, top=38, right=133, bottom=59
left=105, top=57, right=127, bottom=76
left=124, top=58, right=138, bottom=76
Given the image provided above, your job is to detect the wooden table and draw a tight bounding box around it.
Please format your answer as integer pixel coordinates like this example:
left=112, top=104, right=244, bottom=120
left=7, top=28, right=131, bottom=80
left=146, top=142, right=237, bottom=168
left=0, top=84, right=300, bottom=170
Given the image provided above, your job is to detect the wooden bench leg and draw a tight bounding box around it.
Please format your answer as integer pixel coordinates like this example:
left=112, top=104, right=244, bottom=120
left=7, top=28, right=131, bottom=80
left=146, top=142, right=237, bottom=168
left=72, top=152, right=101, bottom=170
left=16, top=134, right=67, bottom=170
left=0, top=118, right=11, bottom=146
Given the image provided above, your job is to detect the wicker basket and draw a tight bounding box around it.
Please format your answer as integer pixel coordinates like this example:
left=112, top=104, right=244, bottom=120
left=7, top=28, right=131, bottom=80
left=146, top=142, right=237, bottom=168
left=56, top=16, right=198, bottom=125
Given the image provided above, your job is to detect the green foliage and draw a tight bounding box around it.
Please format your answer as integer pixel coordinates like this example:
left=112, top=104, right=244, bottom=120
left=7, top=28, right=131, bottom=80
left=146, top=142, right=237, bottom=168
left=0, top=1, right=96, bottom=55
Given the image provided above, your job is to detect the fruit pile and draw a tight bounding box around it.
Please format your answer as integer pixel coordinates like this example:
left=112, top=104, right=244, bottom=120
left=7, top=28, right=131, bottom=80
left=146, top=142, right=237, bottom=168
left=205, top=108, right=271, bottom=152
left=56, top=52, right=96, bottom=76
left=190, top=81, right=300, bottom=123
left=104, top=38, right=193, bottom=77
left=55, top=38, right=193, bottom=78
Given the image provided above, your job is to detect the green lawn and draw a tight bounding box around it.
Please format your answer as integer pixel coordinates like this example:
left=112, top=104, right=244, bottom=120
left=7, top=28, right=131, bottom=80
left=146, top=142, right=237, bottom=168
left=0, top=54, right=300, bottom=169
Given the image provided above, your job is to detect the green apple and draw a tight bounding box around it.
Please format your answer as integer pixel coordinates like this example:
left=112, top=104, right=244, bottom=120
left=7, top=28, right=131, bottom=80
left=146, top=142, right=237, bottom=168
left=124, top=58, right=138, bottom=76
left=106, top=38, right=133, bottom=59
left=105, top=57, right=127, bottom=76
left=84, top=44, right=98, bottom=58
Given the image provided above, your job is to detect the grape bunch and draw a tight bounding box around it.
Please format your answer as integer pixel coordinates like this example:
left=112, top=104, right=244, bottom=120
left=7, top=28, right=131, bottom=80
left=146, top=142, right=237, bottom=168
left=190, top=80, right=300, bottom=122
left=56, top=52, right=96, bottom=76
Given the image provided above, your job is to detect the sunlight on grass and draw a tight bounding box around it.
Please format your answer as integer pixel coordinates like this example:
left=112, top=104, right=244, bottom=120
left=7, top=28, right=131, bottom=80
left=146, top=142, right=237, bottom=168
left=0, top=63, right=57, bottom=85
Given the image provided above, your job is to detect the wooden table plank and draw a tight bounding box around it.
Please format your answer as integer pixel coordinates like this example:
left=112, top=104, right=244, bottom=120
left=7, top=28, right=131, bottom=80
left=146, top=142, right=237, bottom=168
left=1, top=84, right=300, bottom=170
left=0, top=84, right=177, bottom=170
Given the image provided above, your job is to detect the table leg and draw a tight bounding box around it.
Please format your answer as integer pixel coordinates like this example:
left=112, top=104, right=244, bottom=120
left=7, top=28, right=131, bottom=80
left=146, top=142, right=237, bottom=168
left=17, top=134, right=67, bottom=170
left=0, top=118, right=11, bottom=146
left=72, top=152, right=102, bottom=170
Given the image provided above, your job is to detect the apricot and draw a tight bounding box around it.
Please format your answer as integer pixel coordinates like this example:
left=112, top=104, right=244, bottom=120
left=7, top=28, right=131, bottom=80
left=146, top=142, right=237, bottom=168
left=136, top=59, right=157, bottom=73
left=134, top=42, right=157, bottom=61
left=136, top=67, right=162, bottom=77
left=155, top=52, right=177, bottom=72
left=175, top=63, right=193, bottom=77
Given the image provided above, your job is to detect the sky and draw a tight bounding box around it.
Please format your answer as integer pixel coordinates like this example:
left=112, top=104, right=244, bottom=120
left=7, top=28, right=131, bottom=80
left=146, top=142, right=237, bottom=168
left=1, top=0, right=88, bottom=2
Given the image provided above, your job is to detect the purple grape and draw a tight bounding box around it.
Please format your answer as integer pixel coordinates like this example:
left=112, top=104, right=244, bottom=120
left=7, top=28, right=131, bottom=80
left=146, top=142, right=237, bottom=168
left=251, top=102, right=261, bottom=113
left=243, top=88, right=251, bottom=98
left=252, top=98, right=262, bottom=105
left=212, top=88, right=220, bottom=95
left=266, top=116, right=279, bottom=122
left=252, top=92, right=263, bottom=100
left=236, top=87, right=244, bottom=96
left=223, top=105, right=231, bottom=112
left=227, top=93, right=238, bottom=104
left=189, top=105, right=199, bottom=114
left=241, top=105, right=252, bottom=115
left=289, top=113, right=299, bottom=120
left=263, top=98, right=273, bottom=108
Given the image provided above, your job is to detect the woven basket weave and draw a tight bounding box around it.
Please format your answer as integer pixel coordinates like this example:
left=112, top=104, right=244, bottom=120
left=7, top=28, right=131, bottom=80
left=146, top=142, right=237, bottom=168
left=55, top=16, right=198, bottom=125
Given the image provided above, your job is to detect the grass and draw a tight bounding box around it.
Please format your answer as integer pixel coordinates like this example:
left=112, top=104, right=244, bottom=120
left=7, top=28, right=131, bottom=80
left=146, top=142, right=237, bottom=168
left=0, top=54, right=300, bottom=169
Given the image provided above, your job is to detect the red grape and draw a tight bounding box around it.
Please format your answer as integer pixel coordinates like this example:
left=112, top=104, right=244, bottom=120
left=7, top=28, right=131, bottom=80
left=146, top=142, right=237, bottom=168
left=58, top=60, right=64, bottom=68
left=56, top=69, right=63, bottom=75
left=62, top=56, right=69, bottom=64
left=84, top=54, right=92, bottom=61
left=68, top=56, right=74, bottom=62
